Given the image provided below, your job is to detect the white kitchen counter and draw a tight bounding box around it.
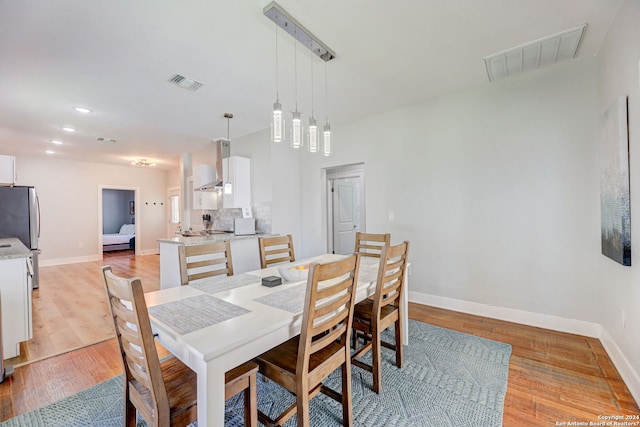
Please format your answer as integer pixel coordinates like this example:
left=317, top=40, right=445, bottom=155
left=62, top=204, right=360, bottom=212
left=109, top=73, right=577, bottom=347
left=158, top=233, right=278, bottom=289
left=0, top=237, right=31, bottom=259
left=158, top=232, right=275, bottom=246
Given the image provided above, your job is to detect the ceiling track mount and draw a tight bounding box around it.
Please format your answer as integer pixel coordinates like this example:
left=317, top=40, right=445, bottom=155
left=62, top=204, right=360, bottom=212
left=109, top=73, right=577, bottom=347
left=263, top=1, right=336, bottom=62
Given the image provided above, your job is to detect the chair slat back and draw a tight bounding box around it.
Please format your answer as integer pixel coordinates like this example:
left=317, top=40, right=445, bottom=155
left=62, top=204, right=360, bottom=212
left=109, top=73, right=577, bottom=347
left=258, top=235, right=296, bottom=268
left=373, top=242, right=410, bottom=313
left=354, top=232, right=391, bottom=258
left=101, top=266, right=169, bottom=418
left=297, top=255, right=360, bottom=372
left=179, top=240, right=233, bottom=285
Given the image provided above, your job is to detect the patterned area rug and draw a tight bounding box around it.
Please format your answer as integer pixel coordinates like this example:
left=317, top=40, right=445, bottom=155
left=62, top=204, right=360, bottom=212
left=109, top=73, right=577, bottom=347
left=0, top=320, right=511, bottom=426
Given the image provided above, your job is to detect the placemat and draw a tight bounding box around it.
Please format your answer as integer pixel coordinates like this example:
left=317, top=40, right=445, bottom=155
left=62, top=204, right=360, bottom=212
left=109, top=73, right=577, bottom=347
left=148, top=294, right=250, bottom=335
left=254, top=284, right=307, bottom=313
left=189, top=273, right=261, bottom=294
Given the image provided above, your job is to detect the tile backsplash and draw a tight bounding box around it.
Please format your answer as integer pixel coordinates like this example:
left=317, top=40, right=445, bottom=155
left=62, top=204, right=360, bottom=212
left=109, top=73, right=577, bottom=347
left=204, top=201, right=272, bottom=233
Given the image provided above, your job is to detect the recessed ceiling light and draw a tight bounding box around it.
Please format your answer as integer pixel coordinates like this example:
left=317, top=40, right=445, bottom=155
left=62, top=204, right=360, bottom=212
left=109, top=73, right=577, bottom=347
left=51, top=140, right=63, bottom=145
left=45, top=150, right=55, bottom=154
left=62, top=126, right=76, bottom=132
left=74, top=106, right=92, bottom=114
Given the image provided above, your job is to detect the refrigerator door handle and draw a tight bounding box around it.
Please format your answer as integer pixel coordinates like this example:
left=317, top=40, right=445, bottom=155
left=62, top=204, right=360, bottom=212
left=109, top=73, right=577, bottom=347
left=36, top=192, right=41, bottom=240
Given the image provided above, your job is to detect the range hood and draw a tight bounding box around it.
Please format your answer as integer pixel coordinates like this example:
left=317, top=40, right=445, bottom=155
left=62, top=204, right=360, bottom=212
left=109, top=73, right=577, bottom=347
left=196, top=139, right=230, bottom=191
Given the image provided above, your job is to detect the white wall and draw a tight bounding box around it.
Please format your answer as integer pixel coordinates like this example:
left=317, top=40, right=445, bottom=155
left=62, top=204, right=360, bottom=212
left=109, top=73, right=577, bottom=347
left=295, top=57, right=602, bottom=323
left=166, top=166, right=181, bottom=188
left=14, top=155, right=168, bottom=263
left=597, top=0, right=640, bottom=399
left=230, top=129, right=272, bottom=203
left=231, top=59, right=603, bottom=327
left=227, top=129, right=303, bottom=249
left=270, top=139, right=302, bottom=249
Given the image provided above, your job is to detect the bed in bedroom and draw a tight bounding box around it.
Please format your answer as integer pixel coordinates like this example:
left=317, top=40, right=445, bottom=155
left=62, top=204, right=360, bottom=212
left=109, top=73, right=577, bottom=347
left=103, top=224, right=135, bottom=252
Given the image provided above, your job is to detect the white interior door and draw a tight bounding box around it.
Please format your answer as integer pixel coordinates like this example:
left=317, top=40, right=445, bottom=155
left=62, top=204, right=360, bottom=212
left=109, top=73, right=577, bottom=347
left=332, top=177, right=361, bottom=254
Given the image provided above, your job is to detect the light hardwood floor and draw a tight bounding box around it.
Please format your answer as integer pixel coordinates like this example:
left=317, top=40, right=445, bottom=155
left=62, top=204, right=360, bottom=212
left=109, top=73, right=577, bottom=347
left=5, top=250, right=161, bottom=367
left=1, top=252, right=638, bottom=424
left=411, top=304, right=640, bottom=424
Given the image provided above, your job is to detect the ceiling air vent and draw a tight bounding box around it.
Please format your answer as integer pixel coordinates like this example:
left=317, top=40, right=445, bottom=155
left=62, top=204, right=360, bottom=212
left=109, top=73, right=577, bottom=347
left=483, top=24, right=587, bottom=82
left=168, top=74, right=204, bottom=91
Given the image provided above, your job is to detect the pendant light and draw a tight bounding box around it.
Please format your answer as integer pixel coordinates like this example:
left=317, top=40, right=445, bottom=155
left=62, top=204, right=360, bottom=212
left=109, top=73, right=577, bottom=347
left=323, top=62, right=332, bottom=156
left=307, top=51, right=319, bottom=153
left=263, top=2, right=336, bottom=151
left=224, top=113, right=233, bottom=194
left=290, top=30, right=303, bottom=149
left=271, top=13, right=285, bottom=143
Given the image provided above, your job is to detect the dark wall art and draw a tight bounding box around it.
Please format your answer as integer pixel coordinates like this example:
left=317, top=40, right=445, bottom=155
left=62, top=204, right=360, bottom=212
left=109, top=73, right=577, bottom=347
left=600, top=96, right=631, bottom=266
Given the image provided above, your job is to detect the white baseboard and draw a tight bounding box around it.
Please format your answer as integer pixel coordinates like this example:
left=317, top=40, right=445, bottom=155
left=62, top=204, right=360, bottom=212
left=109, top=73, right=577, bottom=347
left=409, top=291, right=601, bottom=337
left=40, top=254, right=102, bottom=266
left=598, top=328, right=640, bottom=407
left=40, top=250, right=158, bottom=266
left=409, top=291, right=640, bottom=406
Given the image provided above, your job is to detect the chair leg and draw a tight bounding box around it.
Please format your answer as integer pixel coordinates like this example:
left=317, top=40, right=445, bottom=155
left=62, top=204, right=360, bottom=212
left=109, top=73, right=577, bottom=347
left=124, top=398, right=137, bottom=427
left=296, top=386, right=311, bottom=427
left=244, top=373, right=258, bottom=427
left=395, top=318, right=403, bottom=368
left=372, top=325, right=382, bottom=394
left=342, top=359, right=353, bottom=427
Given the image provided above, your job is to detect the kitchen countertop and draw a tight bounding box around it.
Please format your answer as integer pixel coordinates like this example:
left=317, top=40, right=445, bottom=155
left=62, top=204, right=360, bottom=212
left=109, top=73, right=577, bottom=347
left=0, top=237, right=31, bottom=259
left=158, top=232, right=277, bottom=246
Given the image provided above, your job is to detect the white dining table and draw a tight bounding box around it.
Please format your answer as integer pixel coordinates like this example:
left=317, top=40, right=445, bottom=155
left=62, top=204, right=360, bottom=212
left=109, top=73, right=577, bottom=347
left=145, top=253, right=409, bottom=427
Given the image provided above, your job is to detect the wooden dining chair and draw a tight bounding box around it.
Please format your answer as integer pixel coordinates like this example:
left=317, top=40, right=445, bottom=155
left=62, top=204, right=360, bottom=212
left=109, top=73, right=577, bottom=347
left=258, top=234, right=296, bottom=268
left=178, top=240, right=233, bottom=285
left=351, top=241, right=410, bottom=394
left=354, top=232, right=390, bottom=258
left=101, top=265, right=259, bottom=427
left=254, top=254, right=361, bottom=427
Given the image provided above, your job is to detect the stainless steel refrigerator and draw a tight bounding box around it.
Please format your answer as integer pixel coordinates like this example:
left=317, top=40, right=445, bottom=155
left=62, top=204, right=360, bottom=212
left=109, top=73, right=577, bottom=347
left=0, top=186, right=41, bottom=288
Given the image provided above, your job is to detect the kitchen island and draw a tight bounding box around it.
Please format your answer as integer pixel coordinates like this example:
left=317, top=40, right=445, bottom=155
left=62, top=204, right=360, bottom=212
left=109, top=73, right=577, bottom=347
left=158, top=233, right=277, bottom=289
left=0, top=238, right=33, bottom=359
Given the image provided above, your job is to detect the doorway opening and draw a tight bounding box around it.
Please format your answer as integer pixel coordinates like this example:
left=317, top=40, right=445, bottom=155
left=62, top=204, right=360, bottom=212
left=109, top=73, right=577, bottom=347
left=99, top=186, right=140, bottom=258
left=167, top=186, right=181, bottom=237
left=325, top=163, right=365, bottom=254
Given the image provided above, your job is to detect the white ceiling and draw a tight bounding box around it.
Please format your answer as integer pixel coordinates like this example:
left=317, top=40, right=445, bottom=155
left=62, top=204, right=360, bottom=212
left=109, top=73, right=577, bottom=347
left=0, top=0, right=623, bottom=170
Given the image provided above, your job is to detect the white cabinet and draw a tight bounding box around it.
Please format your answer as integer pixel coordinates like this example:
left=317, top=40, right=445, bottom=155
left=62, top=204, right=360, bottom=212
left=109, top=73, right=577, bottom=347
left=229, top=237, right=260, bottom=273
left=159, top=242, right=181, bottom=289
left=0, top=155, right=16, bottom=185
left=0, top=254, right=32, bottom=359
left=222, top=156, right=251, bottom=209
left=193, top=189, right=218, bottom=210
left=192, top=164, right=217, bottom=210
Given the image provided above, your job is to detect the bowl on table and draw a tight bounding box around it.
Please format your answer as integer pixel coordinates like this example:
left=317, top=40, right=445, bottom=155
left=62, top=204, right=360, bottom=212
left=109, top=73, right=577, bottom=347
left=278, top=264, right=310, bottom=282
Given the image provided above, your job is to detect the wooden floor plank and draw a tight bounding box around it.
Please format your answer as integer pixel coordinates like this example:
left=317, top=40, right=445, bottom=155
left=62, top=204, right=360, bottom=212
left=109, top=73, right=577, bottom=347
left=410, top=303, right=639, bottom=423
left=4, top=253, right=160, bottom=366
